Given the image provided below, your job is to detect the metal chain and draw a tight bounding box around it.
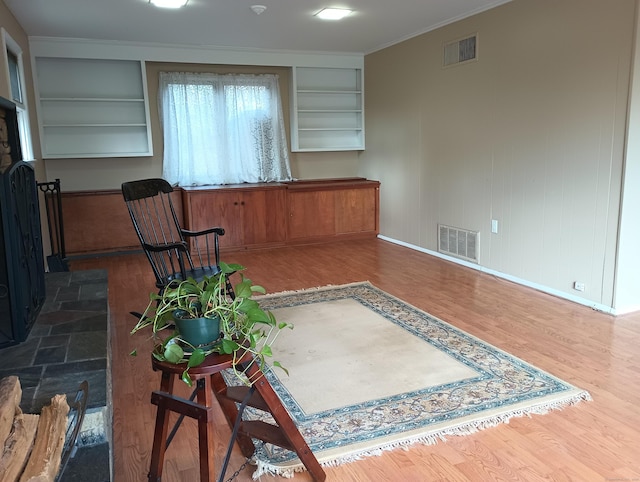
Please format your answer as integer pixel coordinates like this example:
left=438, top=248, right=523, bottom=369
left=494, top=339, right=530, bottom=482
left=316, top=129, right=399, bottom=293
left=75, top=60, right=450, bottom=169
left=223, top=458, right=251, bottom=482
left=223, top=441, right=265, bottom=482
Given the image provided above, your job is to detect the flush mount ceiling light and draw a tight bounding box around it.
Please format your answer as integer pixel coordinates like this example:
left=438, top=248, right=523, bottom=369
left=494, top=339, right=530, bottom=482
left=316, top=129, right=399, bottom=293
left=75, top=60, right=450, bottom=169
left=251, top=5, right=267, bottom=15
left=149, top=0, right=188, bottom=9
left=314, top=7, right=353, bottom=20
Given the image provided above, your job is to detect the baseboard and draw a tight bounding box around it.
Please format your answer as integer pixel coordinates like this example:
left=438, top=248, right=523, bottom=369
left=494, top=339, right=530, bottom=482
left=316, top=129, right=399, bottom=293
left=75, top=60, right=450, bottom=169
left=377, top=235, right=615, bottom=315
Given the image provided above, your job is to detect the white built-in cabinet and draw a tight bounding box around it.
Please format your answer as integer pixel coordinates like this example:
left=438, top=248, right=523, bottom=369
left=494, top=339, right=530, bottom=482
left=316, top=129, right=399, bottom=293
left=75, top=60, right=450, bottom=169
left=35, top=58, right=152, bottom=158
left=291, top=67, right=364, bottom=152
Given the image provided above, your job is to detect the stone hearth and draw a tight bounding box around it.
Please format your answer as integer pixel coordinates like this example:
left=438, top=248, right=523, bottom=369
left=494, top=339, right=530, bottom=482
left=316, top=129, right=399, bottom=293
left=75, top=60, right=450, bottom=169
left=0, top=269, right=110, bottom=480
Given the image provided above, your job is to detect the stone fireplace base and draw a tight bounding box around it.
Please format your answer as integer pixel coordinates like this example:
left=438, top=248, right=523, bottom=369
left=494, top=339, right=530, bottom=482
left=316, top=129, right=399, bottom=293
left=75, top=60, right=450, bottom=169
left=0, top=269, right=110, bottom=480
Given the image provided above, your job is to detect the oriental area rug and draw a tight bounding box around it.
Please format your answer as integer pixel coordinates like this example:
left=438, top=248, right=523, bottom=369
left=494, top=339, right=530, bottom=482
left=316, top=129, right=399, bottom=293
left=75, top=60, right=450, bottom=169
left=224, top=282, right=591, bottom=478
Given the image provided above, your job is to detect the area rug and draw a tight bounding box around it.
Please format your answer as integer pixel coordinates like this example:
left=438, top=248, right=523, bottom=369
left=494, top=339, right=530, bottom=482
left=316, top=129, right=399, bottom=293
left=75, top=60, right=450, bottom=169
left=224, top=282, right=591, bottom=478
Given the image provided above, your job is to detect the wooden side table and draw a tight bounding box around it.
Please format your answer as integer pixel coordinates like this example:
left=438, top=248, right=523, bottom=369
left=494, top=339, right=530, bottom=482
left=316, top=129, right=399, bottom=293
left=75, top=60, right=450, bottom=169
left=147, top=353, right=325, bottom=482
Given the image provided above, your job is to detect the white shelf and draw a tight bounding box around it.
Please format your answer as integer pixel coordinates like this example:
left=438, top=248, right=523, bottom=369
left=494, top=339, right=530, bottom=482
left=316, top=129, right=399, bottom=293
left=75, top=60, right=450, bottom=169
left=291, top=67, right=364, bottom=152
left=298, top=90, right=361, bottom=94
left=42, top=125, right=150, bottom=158
left=42, top=124, right=147, bottom=129
left=298, top=111, right=362, bottom=115
left=40, top=98, right=145, bottom=102
left=35, top=58, right=153, bottom=159
left=299, top=128, right=363, bottom=131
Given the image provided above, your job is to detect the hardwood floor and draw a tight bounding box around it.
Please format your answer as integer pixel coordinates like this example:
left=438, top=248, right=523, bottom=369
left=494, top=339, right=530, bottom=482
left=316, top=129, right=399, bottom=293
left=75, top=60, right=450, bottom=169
left=70, top=238, right=640, bottom=481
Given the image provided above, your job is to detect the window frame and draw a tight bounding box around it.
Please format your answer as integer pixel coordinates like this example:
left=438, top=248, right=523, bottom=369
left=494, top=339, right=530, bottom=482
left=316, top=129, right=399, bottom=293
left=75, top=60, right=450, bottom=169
left=2, top=28, right=34, bottom=162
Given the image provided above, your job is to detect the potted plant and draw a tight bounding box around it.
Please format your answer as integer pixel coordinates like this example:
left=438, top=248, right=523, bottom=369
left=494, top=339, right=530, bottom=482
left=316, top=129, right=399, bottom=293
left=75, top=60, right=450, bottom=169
left=130, top=262, right=292, bottom=386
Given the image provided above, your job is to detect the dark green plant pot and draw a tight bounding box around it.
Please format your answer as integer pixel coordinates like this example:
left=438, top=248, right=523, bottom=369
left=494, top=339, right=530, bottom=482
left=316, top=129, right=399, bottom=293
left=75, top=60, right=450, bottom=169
left=172, top=310, right=221, bottom=351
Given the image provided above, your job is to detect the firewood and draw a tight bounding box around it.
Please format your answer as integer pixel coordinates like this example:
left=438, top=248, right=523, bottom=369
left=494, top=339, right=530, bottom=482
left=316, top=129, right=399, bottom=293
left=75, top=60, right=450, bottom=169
left=0, top=413, right=39, bottom=482
left=19, top=395, right=69, bottom=482
left=0, top=377, right=22, bottom=447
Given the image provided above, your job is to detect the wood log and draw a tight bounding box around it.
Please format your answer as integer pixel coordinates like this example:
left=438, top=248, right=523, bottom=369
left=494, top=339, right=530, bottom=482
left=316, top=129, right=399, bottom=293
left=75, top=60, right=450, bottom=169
left=19, top=395, right=69, bottom=482
left=0, top=377, right=22, bottom=447
left=0, top=414, right=39, bottom=482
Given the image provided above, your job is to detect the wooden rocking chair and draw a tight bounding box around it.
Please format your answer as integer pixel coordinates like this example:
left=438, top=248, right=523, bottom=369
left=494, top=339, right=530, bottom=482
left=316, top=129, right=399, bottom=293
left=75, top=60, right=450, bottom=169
left=121, top=178, right=226, bottom=291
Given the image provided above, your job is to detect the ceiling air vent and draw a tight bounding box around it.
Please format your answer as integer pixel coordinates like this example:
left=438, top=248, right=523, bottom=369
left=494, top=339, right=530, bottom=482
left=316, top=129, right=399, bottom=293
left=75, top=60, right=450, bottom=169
left=443, top=34, right=477, bottom=67
left=438, top=224, right=479, bottom=263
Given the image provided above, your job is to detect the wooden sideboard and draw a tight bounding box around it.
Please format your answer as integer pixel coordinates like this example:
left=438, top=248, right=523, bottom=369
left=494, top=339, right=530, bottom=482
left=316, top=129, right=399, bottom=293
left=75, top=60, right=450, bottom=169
left=59, top=178, right=379, bottom=256
left=182, top=178, right=380, bottom=252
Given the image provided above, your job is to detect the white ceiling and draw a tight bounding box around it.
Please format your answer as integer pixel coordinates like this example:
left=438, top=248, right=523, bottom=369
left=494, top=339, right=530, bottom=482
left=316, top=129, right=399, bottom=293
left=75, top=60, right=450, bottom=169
left=4, top=0, right=511, bottom=55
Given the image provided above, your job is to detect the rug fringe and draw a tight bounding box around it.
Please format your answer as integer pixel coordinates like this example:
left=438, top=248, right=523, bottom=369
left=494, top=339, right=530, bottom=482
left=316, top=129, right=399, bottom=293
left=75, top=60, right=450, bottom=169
left=258, top=281, right=372, bottom=299
left=250, top=389, right=591, bottom=479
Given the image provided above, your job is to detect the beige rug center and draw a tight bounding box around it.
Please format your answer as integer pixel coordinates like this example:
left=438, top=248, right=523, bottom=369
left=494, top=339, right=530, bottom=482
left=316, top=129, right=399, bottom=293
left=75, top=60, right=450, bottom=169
left=272, top=298, right=478, bottom=414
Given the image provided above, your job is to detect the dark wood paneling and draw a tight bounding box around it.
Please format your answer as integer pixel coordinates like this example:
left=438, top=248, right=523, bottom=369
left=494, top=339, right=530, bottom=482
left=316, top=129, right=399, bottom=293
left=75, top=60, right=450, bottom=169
left=61, top=188, right=184, bottom=255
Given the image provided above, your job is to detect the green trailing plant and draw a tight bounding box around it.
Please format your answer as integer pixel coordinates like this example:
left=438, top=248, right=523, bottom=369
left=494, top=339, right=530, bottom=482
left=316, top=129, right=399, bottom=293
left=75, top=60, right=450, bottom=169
left=130, top=262, right=292, bottom=386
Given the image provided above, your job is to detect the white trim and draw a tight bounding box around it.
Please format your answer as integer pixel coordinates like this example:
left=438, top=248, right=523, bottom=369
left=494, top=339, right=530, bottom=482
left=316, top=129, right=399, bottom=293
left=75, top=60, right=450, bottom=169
left=378, top=235, right=617, bottom=315
left=366, top=0, right=511, bottom=54
left=1, top=28, right=12, bottom=92
left=1, top=28, right=35, bottom=161
left=28, top=36, right=364, bottom=69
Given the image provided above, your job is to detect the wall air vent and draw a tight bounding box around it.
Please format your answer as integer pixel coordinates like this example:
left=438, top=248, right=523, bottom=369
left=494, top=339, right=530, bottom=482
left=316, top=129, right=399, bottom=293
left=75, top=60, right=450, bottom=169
left=443, top=34, right=477, bottom=67
left=438, top=224, right=479, bottom=263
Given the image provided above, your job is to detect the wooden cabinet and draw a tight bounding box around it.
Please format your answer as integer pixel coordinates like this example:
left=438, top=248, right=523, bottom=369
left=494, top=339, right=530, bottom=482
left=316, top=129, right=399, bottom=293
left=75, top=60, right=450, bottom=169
left=181, top=179, right=378, bottom=251
left=287, top=179, right=379, bottom=242
left=58, top=179, right=378, bottom=256
left=182, top=178, right=379, bottom=252
left=182, top=185, right=287, bottom=250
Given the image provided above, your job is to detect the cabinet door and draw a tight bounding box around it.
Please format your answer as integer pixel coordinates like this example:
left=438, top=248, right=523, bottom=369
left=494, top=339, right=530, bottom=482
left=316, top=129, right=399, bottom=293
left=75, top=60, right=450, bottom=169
left=335, top=188, right=378, bottom=234
left=186, top=191, right=244, bottom=248
left=288, top=190, right=336, bottom=240
left=241, top=189, right=287, bottom=246
left=184, top=188, right=287, bottom=250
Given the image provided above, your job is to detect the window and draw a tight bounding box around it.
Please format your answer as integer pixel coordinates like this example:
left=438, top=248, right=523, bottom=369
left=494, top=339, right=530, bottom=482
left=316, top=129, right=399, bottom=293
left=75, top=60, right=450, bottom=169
left=7, top=51, right=22, bottom=103
left=2, top=29, right=33, bottom=161
left=159, top=72, right=291, bottom=186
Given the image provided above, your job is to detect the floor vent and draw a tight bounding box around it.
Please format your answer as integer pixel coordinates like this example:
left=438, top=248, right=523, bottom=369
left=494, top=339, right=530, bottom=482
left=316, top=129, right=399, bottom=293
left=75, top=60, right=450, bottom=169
left=438, top=224, right=479, bottom=263
left=443, top=34, right=477, bottom=67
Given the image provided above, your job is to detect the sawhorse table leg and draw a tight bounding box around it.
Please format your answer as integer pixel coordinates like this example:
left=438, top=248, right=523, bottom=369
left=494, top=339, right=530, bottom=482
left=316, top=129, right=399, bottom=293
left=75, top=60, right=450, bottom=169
left=148, top=355, right=326, bottom=482
left=214, top=362, right=326, bottom=482
left=148, top=376, right=216, bottom=481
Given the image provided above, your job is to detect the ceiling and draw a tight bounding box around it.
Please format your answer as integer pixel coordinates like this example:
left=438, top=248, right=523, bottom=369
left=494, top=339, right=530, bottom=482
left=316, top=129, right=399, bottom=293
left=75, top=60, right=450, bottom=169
left=4, top=0, right=511, bottom=55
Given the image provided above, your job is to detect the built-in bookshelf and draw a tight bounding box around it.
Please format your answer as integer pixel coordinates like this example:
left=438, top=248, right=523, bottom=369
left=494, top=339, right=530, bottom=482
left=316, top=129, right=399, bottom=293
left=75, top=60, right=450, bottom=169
left=291, top=67, right=364, bottom=151
left=35, top=58, right=152, bottom=158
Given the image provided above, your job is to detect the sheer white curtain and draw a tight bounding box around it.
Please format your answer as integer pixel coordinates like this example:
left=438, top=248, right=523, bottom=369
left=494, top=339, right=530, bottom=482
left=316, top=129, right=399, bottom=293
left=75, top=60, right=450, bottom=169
left=159, top=72, right=292, bottom=186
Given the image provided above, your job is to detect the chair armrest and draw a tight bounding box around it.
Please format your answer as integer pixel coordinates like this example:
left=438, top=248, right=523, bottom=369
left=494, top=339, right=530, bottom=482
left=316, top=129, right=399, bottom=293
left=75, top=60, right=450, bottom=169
left=181, top=226, right=225, bottom=238
left=142, top=241, right=189, bottom=253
